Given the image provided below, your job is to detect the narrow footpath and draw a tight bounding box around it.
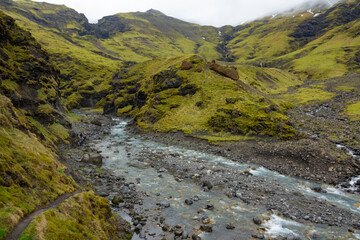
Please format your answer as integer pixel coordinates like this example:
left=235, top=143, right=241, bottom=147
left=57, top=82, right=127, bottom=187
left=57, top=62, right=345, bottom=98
left=5, top=189, right=81, bottom=240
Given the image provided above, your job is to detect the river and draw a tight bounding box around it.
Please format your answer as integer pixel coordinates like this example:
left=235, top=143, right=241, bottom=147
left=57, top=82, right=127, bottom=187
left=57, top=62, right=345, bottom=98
left=93, top=119, right=360, bottom=240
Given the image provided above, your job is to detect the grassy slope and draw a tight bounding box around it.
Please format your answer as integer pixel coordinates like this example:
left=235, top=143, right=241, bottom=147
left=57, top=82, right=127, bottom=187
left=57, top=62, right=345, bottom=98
left=0, top=96, right=77, bottom=239
left=0, top=0, right=122, bottom=108
left=0, top=12, right=129, bottom=240
left=96, top=11, right=222, bottom=61
left=19, top=191, right=131, bottom=240
left=111, top=55, right=301, bottom=139
left=227, top=0, right=360, bottom=80
left=0, top=1, right=222, bottom=109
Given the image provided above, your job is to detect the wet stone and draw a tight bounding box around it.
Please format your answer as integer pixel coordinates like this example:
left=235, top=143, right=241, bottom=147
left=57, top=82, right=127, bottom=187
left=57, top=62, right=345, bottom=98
left=206, top=204, right=214, bottom=210
left=200, top=225, right=213, bottom=232
left=226, top=223, right=235, bottom=230
left=157, top=202, right=170, bottom=208
left=185, top=198, right=194, bottom=205
left=201, top=217, right=211, bottom=224
left=192, top=234, right=201, bottom=240
left=253, top=217, right=262, bottom=225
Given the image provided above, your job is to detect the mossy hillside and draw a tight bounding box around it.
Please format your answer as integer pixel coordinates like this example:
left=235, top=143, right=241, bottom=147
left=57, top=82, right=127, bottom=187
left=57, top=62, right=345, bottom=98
left=225, top=0, right=360, bottom=80
left=0, top=12, right=73, bottom=146
left=20, top=191, right=132, bottom=240
left=227, top=13, right=312, bottom=65
left=110, top=56, right=298, bottom=138
left=0, top=123, right=77, bottom=239
left=0, top=2, right=122, bottom=109
left=282, top=20, right=360, bottom=79
left=97, top=11, right=222, bottom=61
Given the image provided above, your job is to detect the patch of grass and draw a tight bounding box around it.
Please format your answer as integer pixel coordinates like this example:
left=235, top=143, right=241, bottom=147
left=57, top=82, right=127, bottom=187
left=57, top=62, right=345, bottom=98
left=48, top=123, right=70, bottom=144
left=196, top=134, right=259, bottom=142
left=281, top=88, right=336, bottom=104
left=37, top=104, right=54, bottom=115
left=334, top=86, right=356, bottom=92
left=0, top=127, right=77, bottom=238
left=346, top=101, right=360, bottom=121
left=20, top=192, right=131, bottom=240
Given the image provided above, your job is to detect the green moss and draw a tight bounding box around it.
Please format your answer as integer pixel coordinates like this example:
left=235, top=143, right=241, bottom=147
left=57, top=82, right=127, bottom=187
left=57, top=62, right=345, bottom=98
left=117, top=105, right=133, bottom=115
left=48, top=123, right=70, bottom=144
left=281, top=88, right=336, bottom=104
left=37, top=104, right=54, bottom=115
left=20, top=192, right=131, bottom=240
left=196, top=134, right=259, bottom=142
left=0, top=127, right=77, bottom=237
left=1, top=79, right=19, bottom=92
left=346, top=101, right=360, bottom=121
left=334, top=86, right=356, bottom=92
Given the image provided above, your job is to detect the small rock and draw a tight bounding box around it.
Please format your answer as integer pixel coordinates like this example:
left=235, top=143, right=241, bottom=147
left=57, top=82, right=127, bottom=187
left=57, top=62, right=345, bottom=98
left=201, top=217, right=211, bottom=224
left=202, top=180, right=213, bottom=190
left=135, top=224, right=142, bottom=231
left=192, top=234, right=201, bottom=240
left=200, top=225, right=213, bottom=232
left=226, top=223, right=235, bottom=230
left=182, top=230, right=189, bottom=239
left=158, top=202, right=170, bottom=208
left=185, top=199, right=194, bottom=205
left=253, top=217, right=262, bottom=225
left=206, top=204, right=214, bottom=210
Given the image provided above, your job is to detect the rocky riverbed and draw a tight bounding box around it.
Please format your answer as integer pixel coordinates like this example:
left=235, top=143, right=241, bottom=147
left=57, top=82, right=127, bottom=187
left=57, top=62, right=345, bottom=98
left=60, top=111, right=360, bottom=240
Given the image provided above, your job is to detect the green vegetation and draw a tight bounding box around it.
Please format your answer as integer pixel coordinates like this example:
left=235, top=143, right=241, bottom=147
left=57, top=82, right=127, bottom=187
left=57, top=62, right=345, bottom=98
left=110, top=56, right=299, bottom=139
left=0, top=12, right=130, bottom=240
left=280, top=88, right=336, bottom=104
left=346, top=101, right=360, bottom=121
left=0, top=126, right=77, bottom=238
left=20, top=192, right=132, bottom=240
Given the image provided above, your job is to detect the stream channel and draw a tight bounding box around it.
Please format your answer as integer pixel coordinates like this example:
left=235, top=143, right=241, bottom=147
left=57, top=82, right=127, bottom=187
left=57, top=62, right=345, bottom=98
left=93, top=119, right=360, bottom=240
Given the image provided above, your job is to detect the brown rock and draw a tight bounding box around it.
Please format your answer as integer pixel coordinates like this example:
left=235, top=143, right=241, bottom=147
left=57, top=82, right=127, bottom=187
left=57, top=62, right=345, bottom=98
left=181, top=61, right=194, bottom=70
left=209, top=60, right=239, bottom=80
left=196, top=65, right=203, bottom=72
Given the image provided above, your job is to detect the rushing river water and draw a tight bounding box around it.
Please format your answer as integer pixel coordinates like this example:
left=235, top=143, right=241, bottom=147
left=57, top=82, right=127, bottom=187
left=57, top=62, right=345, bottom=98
left=94, top=119, right=360, bottom=240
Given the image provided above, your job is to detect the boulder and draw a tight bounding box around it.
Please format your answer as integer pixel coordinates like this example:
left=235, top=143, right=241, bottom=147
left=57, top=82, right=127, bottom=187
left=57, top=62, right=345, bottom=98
left=181, top=60, right=194, bottom=70
left=81, top=152, right=103, bottom=166
left=91, top=118, right=102, bottom=126
left=209, top=60, right=239, bottom=80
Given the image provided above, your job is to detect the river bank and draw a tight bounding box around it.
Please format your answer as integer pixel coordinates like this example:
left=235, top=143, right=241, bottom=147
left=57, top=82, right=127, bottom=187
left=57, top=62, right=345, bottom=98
left=59, top=110, right=360, bottom=239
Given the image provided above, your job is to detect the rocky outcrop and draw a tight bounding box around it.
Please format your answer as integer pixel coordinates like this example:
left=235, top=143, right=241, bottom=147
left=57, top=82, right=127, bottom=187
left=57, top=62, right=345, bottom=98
left=180, top=60, right=194, bottom=70
left=209, top=60, right=239, bottom=80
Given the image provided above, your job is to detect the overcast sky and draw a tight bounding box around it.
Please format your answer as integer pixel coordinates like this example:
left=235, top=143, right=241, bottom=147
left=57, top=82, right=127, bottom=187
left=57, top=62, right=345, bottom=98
left=32, top=0, right=338, bottom=27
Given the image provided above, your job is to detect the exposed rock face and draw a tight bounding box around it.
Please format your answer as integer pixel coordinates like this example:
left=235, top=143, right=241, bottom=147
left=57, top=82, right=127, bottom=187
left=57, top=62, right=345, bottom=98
left=209, top=60, right=239, bottom=80
left=0, top=12, right=67, bottom=126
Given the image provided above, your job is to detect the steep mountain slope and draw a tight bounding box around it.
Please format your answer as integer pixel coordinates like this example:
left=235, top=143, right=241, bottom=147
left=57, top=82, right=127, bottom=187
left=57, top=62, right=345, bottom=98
left=0, top=0, right=122, bottom=109
left=226, top=0, right=360, bottom=79
left=0, top=12, right=130, bottom=240
left=1, top=0, right=359, bottom=111
left=0, top=0, right=221, bottom=109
